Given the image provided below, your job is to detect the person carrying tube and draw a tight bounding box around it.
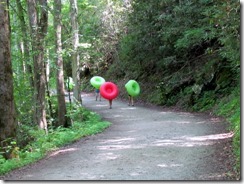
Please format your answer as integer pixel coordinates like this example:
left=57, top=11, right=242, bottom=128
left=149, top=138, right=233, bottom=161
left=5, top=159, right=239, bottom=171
left=90, top=76, right=105, bottom=101
left=125, top=80, right=140, bottom=107
left=100, top=82, right=119, bottom=109
left=95, top=88, right=101, bottom=101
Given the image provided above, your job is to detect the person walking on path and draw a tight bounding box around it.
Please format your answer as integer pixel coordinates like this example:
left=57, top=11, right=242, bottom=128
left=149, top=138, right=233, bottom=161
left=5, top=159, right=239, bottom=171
left=100, top=82, right=119, bottom=109
left=109, top=99, right=113, bottom=109
left=125, top=80, right=140, bottom=107
left=128, top=95, right=134, bottom=106
left=95, top=89, right=101, bottom=101
left=90, top=76, right=105, bottom=102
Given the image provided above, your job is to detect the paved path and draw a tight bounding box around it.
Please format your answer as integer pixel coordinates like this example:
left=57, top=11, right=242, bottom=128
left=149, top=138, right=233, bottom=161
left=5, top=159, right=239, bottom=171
left=2, top=93, right=232, bottom=180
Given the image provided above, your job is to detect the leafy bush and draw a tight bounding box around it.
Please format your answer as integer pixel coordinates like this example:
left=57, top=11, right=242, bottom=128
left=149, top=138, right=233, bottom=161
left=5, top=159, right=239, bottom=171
left=0, top=108, right=111, bottom=175
left=193, top=90, right=216, bottom=111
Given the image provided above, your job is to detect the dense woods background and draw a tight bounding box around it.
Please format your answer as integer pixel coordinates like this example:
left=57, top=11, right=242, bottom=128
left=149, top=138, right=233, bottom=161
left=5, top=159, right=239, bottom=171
left=0, top=0, right=240, bottom=178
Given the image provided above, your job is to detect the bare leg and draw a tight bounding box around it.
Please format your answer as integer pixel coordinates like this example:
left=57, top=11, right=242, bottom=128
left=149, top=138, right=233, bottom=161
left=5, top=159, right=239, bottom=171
left=109, top=100, right=112, bottom=109
left=131, top=97, right=134, bottom=106
left=128, top=96, right=131, bottom=106
left=95, top=92, right=98, bottom=101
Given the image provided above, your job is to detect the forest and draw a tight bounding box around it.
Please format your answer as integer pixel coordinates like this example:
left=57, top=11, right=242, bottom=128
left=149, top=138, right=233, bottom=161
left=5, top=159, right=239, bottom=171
left=0, top=0, right=240, bottom=178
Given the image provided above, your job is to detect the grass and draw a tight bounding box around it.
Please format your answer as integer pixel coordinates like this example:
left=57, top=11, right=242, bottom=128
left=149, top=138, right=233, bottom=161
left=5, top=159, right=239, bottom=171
left=213, top=87, right=240, bottom=178
left=0, top=107, right=111, bottom=175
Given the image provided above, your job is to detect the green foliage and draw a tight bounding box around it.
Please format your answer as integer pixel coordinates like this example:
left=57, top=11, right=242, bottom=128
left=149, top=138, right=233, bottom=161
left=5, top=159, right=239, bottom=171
left=0, top=108, right=111, bottom=175
left=146, top=89, right=162, bottom=105
left=175, top=28, right=207, bottom=50
left=99, top=0, right=240, bottom=177
left=13, top=74, right=34, bottom=124
left=192, top=91, right=216, bottom=111
left=7, top=0, right=240, bottom=178
left=106, top=0, right=240, bottom=118
left=214, top=87, right=240, bottom=175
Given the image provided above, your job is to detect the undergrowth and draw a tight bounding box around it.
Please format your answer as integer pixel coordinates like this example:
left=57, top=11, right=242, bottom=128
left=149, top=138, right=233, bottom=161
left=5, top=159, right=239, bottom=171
left=213, top=87, right=240, bottom=177
left=0, top=106, right=111, bottom=175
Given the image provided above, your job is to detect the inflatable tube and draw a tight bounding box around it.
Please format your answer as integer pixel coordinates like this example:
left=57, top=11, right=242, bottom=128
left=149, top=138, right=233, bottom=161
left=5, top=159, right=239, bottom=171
left=125, top=80, right=140, bottom=97
left=90, top=76, right=105, bottom=89
left=100, top=82, right=119, bottom=100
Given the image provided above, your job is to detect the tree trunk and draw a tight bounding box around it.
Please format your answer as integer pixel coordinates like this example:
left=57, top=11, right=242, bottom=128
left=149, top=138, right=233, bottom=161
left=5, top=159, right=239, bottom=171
left=16, top=0, right=34, bottom=88
left=44, top=56, right=54, bottom=120
left=27, top=0, right=48, bottom=133
left=54, top=0, right=69, bottom=127
left=70, top=0, right=82, bottom=104
left=0, top=0, right=17, bottom=154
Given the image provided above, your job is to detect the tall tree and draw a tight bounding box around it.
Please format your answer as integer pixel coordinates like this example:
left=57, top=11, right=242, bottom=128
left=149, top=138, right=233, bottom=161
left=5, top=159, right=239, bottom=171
left=15, top=0, right=34, bottom=88
left=0, top=0, right=17, bottom=155
left=54, top=0, right=68, bottom=127
left=27, top=0, right=48, bottom=133
left=70, top=0, right=81, bottom=103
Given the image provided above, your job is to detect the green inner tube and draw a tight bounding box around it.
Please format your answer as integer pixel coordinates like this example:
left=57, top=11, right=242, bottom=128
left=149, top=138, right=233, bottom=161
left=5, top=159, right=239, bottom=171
left=90, top=76, right=105, bottom=89
left=125, top=80, right=140, bottom=97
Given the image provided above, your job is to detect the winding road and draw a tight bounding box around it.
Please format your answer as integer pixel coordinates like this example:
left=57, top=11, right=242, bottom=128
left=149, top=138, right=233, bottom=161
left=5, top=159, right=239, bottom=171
left=2, top=93, right=233, bottom=180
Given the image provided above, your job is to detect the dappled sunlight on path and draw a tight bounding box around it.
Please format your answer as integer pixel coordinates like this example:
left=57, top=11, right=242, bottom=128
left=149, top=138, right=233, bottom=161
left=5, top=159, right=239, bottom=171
left=2, top=93, right=233, bottom=180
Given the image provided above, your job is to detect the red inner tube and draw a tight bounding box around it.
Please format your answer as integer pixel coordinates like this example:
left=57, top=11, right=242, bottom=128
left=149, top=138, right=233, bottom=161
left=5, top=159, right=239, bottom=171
left=100, top=82, right=119, bottom=100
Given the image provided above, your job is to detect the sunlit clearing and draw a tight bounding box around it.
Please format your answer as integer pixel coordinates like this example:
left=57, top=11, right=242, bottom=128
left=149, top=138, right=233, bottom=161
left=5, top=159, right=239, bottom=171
left=98, top=144, right=132, bottom=150
left=159, top=112, right=171, bottom=114
left=81, top=93, right=92, bottom=97
left=100, top=137, right=135, bottom=144
left=195, top=121, right=207, bottom=124
left=119, top=118, right=144, bottom=121
left=120, top=107, right=136, bottom=110
left=157, top=163, right=183, bottom=168
left=95, top=104, right=107, bottom=107
left=152, top=139, right=210, bottom=147
left=153, top=132, right=233, bottom=147
left=176, top=121, right=191, bottom=124
left=98, top=144, right=146, bottom=150
left=130, top=172, right=141, bottom=176
left=187, top=132, right=234, bottom=141
left=97, top=152, right=120, bottom=160
left=112, top=114, right=123, bottom=118
left=49, top=148, right=78, bottom=157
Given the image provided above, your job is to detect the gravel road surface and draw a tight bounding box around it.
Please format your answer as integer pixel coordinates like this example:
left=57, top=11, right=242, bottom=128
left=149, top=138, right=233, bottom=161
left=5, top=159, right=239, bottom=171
left=1, top=93, right=234, bottom=180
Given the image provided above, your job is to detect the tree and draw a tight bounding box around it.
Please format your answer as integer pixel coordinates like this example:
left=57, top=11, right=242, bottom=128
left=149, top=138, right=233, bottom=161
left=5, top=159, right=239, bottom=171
left=54, top=0, right=69, bottom=127
left=27, top=0, right=48, bottom=133
left=0, top=0, right=17, bottom=157
left=70, top=0, right=82, bottom=103
left=15, top=0, right=34, bottom=88
left=97, top=0, right=130, bottom=72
